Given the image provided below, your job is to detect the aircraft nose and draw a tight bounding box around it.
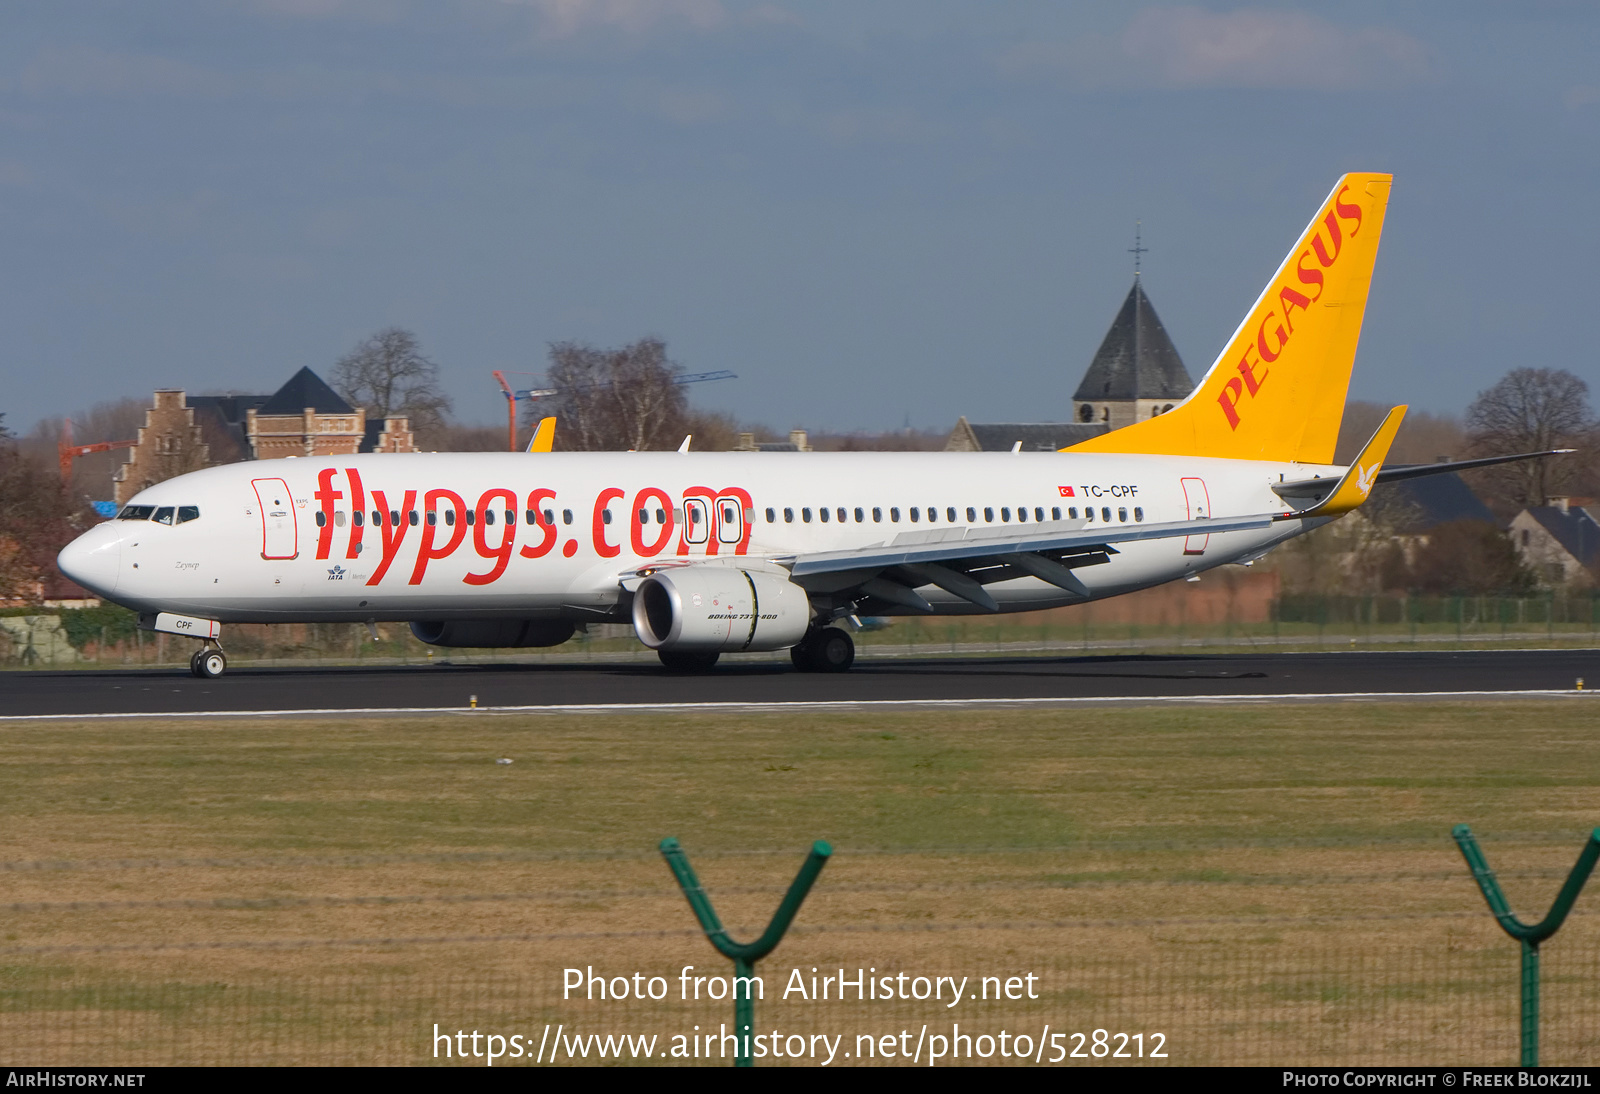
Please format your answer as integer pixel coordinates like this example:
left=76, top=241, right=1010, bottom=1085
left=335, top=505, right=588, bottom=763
left=57, top=526, right=122, bottom=597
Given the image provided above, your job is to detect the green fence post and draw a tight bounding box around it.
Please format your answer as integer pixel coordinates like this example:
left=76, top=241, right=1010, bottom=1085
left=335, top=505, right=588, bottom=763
left=660, top=837, right=832, bottom=1066
left=1452, top=824, right=1600, bottom=1066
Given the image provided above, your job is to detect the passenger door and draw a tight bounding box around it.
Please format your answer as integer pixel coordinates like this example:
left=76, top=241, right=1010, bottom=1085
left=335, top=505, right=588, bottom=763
left=252, top=478, right=299, bottom=560
left=1180, top=477, right=1210, bottom=556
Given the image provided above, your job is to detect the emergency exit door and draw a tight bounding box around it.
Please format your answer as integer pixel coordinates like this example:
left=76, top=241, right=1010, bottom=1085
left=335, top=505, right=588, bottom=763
left=1181, top=477, right=1210, bottom=556
left=252, top=478, right=299, bottom=560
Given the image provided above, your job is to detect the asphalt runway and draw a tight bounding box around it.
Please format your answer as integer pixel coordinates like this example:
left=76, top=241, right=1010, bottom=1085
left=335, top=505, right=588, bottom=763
left=3, top=648, right=1598, bottom=718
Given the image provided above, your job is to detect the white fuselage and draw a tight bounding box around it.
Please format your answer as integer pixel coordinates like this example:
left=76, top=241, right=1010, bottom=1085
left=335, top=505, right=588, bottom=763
left=59, top=450, right=1329, bottom=625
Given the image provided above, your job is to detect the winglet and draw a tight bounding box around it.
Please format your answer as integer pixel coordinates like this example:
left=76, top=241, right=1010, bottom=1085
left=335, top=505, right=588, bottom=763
left=527, top=417, right=556, bottom=453
left=1289, top=405, right=1407, bottom=520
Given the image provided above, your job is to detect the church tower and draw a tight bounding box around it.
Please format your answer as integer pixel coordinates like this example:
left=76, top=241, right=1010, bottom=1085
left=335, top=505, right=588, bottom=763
left=1071, top=279, right=1194, bottom=430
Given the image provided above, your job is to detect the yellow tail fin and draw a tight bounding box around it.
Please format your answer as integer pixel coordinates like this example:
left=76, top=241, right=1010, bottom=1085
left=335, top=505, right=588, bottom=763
left=527, top=416, right=556, bottom=453
left=1067, top=173, right=1392, bottom=463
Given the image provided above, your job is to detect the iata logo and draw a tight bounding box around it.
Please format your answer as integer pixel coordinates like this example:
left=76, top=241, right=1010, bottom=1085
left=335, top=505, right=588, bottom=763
left=1217, top=184, right=1364, bottom=431
left=327, top=565, right=346, bottom=581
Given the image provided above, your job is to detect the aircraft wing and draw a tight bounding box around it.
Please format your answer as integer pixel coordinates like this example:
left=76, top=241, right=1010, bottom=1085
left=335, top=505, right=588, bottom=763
left=783, top=514, right=1275, bottom=577
left=619, top=513, right=1280, bottom=612
left=776, top=514, right=1278, bottom=611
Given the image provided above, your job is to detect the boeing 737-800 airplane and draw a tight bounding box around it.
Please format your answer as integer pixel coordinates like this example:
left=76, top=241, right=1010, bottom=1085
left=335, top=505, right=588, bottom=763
left=54, top=174, right=1558, bottom=678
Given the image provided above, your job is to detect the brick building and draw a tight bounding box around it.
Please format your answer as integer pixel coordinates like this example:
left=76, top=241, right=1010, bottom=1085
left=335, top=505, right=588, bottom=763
left=112, top=390, right=211, bottom=506
left=114, top=368, right=415, bottom=505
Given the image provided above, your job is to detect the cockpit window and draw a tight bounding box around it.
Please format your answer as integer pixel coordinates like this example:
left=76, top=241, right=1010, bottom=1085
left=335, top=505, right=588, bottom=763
left=153, top=507, right=175, bottom=526
left=177, top=506, right=200, bottom=524
left=118, top=505, right=155, bottom=521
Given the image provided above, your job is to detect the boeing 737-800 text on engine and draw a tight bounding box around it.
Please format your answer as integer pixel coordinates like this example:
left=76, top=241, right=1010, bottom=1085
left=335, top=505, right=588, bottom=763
left=54, top=175, right=1561, bottom=677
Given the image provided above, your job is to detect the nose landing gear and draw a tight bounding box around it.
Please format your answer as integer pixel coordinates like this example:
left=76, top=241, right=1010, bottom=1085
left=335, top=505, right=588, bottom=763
left=189, top=641, right=227, bottom=679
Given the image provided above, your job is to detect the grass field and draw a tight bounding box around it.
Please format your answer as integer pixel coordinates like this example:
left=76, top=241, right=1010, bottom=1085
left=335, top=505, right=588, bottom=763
left=2, top=699, right=1599, bottom=1065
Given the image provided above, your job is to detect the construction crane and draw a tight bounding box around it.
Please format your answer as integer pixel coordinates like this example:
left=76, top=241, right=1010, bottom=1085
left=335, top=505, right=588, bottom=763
left=57, top=418, right=136, bottom=483
left=490, top=369, right=737, bottom=452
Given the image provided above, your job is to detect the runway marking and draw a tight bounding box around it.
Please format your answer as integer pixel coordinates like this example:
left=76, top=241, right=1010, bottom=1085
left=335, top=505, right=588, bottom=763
left=0, top=689, right=1593, bottom=722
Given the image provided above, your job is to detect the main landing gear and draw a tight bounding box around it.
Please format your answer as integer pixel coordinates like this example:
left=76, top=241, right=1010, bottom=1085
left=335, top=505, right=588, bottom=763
left=189, top=642, right=227, bottom=679
left=790, top=626, right=854, bottom=673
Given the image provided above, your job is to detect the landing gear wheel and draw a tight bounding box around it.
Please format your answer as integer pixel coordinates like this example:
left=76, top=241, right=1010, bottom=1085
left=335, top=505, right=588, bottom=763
left=194, top=649, right=227, bottom=679
left=792, top=627, right=854, bottom=673
left=189, top=650, right=204, bottom=677
left=658, top=649, right=720, bottom=674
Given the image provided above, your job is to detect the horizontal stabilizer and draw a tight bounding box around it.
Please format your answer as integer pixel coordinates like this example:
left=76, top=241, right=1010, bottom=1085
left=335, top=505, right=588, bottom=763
left=1375, top=449, right=1575, bottom=484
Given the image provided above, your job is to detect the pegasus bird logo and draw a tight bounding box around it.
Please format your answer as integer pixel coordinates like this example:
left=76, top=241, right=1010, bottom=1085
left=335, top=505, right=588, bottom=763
left=1355, top=463, right=1379, bottom=497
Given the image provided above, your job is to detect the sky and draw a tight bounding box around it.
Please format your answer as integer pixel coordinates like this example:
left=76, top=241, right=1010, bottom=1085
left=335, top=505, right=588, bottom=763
left=2, top=1, right=1598, bottom=435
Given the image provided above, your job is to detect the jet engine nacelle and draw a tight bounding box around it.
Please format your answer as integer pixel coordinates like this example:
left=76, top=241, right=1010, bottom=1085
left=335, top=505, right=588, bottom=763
left=409, top=619, right=576, bottom=648
left=632, top=567, right=811, bottom=652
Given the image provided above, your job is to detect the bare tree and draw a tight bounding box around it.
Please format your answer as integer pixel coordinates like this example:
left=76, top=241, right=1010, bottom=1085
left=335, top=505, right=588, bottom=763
left=542, top=338, right=688, bottom=451
left=1465, top=368, right=1594, bottom=509
left=1334, top=401, right=1465, bottom=465
left=332, top=329, right=453, bottom=442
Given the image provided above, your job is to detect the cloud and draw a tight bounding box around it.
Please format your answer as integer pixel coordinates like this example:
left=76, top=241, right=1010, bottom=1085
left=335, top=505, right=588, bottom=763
left=519, top=0, right=727, bottom=37
left=1004, top=6, right=1432, bottom=91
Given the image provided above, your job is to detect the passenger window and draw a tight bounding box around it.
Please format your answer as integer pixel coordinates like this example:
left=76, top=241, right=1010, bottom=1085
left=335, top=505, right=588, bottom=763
left=947, top=507, right=957, bottom=522
left=802, top=508, right=813, bottom=523
left=909, top=507, right=920, bottom=522
left=1102, top=507, right=1111, bottom=522
left=766, top=507, right=776, bottom=523
left=784, top=507, right=794, bottom=523
left=545, top=509, right=556, bottom=526
left=427, top=511, right=438, bottom=526
left=154, top=507, right=175, bottom=525
left=1118, top=507, right=1127, bottom=522
left=506, top=510, right=515, bottom=525
left=684, top=499, right=710, bottom=544
left=873, top=507, right=882, bottom=522
left=562, top=510, right=573, bottom=525
left=465, top=510, right=475, bottom=526
left=855, top=507, right=864, bottom=522
left=890, top=507, right=900, bottom=522
left=353, top=511, right=364, bottom=527
left=1051, top=507, right=1061, bottom=521
left=638, top=508, right=650, bottom=524
left=445, top=510, right=455, bottom=526
left=819, top=507, right=830, bottom=523
left=1068, top=507, right=1077, bottom=519
left=602, top=509, right=612, bottom=525
left=926, top=507, right=937, bottom=523
left=983, top=507, right=992, bottom=522
left=1084, top=508, right=1093, bottom=521
left=409, top=511, right=419, bottom=526
left=315, top=511, right=327, bottom=528
left=482, top=510, right=493, bottom=526
left=526, top=509, right=537, bottom=525
left=655, top=509, right=665, bottom=524
left=718, top=501, right=744, bottom=545
left=1035, top=507, right=1045, bottom=522
left=384, top=510, right=394, bottom=526
left=1134, top=507, right=1144, bottom=522
left=178, top=505, right=200, bottom=524
left=966, top=507, right=976, bottom=522
left=1016, top=507, right=1026, bottom=522
left=1001, top=507, right=1011, bottom=522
